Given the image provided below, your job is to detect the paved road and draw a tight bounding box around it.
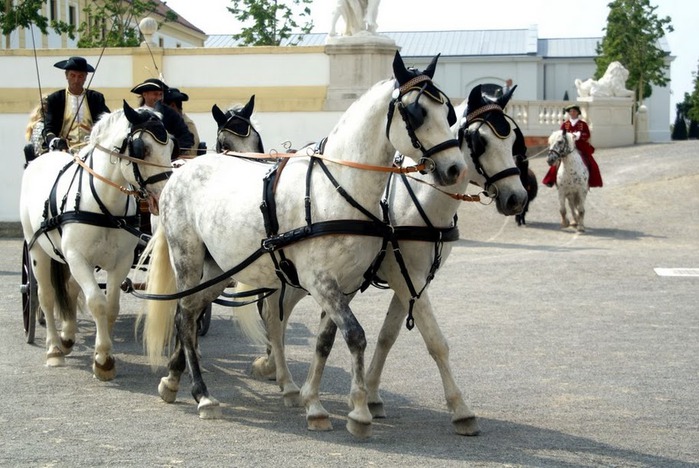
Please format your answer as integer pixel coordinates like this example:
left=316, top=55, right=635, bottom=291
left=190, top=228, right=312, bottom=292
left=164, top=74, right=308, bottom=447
left=1, top=141, right=697, bottom=467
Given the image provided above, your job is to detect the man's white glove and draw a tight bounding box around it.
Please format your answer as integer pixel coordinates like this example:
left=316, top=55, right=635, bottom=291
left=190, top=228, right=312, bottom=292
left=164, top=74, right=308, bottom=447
left=572, top=131, right=581, bottom=141
left=49, top=137, right=69, bottom=152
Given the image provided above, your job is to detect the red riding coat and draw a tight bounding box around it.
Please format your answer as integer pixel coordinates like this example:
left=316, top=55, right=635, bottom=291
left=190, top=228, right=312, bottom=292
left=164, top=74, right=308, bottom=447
left=543, top=119, right=603, bottom=188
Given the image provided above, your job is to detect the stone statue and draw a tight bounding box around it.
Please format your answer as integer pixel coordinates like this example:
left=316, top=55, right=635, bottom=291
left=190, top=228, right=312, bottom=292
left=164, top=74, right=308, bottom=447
left=575, top=61, right=635, bottom=98
left=329, top=0, right=381, bottom=37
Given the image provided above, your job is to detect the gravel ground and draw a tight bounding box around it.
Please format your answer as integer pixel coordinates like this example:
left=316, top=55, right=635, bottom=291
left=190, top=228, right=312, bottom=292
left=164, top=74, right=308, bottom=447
left=0, top=140, right=697, bottom=467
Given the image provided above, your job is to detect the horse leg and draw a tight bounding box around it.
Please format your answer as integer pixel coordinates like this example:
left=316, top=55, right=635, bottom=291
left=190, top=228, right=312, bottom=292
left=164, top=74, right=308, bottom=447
left=559, top=191, right=570, bottom=228
left=411, top=293, right=480, bottom=435
left=32, top=253, right=64, bottom=366
left=304, top=282, right=372, bottom=438
left=300, top=311, right=337, bottom=432
left=253, top=289, right=305, bottom=407
left=575, top=192, right=587, bottom=232
left=58, top=273, right=80, bottom=356
left=365, top=293, right=404, bottom=418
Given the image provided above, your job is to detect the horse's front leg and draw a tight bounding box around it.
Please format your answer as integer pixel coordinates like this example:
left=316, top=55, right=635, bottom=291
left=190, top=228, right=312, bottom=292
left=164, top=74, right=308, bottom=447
left=306, top=284, right=372, bottom=438
left=558, top=191, right=570, bottom=228
left=411, top=292, right=480, bottom=436
left=68, top=255, right=118, bottom=380
left=300, top=310, right=337, bottom=432
left=365, top=293, right=404, bottom=418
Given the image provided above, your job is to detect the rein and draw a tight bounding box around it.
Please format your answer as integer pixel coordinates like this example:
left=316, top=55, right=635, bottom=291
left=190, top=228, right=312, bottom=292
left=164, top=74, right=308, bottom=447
left=72, top=154, right=142, bottom=197
left=219, top=149, right=429, bottom=174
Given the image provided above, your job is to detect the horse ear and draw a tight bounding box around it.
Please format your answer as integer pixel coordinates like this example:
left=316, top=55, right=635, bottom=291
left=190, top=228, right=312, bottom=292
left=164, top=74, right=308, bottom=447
left=392, top=51, right=412, bottom=85
left=123, top=99, right=146, bottom=125
left=467, top=84, right=484, bottom=111
left=212, top=104, right=227, bottom=127
left=241, top=95, right=255, bottom=119
left=423, top=53, right=440, bottom=79
left=496, top=84, right=517, bottom=108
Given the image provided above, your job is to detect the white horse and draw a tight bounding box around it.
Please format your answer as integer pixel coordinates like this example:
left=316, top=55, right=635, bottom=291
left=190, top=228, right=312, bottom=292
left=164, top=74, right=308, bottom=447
left=140, top=51, right=466, bottom=437
left=247, top=84, right=529, bottom=436
left=211, top=95, right=264, bottom=154
left=20, top=102, right=174, bottom=380
left=546, top=129, right=589, bottom=231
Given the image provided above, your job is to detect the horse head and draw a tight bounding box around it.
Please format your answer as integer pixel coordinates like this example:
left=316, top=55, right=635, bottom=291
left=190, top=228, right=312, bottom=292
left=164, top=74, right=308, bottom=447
left=547, top=129, right=574, bottom=166
left=212, top=95, right=264, bottom=154
left=120, top=100, right=174, bottom=199
left=456, top=84, right=528, bottom=215
left=386, top=51, right=465, bottom=186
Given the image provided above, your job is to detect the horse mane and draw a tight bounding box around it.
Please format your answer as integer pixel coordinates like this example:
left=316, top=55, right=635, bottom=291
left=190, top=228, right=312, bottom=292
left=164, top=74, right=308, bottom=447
left=89, top=109, right=129, bottom=145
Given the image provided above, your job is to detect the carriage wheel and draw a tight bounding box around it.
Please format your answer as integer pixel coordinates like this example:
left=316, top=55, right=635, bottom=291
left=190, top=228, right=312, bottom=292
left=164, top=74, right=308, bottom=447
left=20, top=242, right=39, bottom=344
left=197, top=303, right=212, bottom=337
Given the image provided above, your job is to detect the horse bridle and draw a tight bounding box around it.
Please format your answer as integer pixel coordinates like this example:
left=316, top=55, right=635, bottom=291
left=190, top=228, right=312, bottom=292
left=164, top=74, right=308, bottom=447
left=113, top=115, right=173, bottom=197
left=459, top=104, right=521, bottom=191
left=216, top=112, right=264, bottom=153
left=547, top=131, right=573, bottom=162
left=385, top=75, right=460, bottom=174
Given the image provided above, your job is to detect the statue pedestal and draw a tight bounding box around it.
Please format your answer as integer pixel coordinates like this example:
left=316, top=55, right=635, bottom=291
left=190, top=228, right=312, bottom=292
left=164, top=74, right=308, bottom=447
left=324, top=35, right=399, bottom=111
left=578, top=97, right=635, bottom=148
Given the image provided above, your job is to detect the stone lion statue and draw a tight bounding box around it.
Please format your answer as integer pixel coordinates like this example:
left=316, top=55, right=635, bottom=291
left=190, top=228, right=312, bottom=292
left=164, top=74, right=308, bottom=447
left=575, top=61, right=634, bottom=98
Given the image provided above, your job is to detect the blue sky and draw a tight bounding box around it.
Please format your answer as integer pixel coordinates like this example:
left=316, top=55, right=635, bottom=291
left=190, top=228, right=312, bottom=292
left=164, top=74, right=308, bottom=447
left=165, top=0, right=696, bottom=113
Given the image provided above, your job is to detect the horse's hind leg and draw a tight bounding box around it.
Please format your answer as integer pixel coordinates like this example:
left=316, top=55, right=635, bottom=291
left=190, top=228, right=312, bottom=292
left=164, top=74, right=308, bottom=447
left=253, top=289, right=305, bottom=407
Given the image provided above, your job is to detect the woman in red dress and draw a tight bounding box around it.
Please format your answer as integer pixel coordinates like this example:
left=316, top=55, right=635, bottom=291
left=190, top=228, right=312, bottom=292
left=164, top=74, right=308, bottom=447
left=543, top=104, right=603, bottom=187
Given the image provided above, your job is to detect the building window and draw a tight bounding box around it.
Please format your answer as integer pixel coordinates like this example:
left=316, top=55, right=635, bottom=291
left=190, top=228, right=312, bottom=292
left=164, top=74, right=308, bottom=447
left=176, top=43, right=181, bottom=48
left=68, top=6, right=76, bottom=26
left=49, top=0, right=57, bottom=20
left=158, top=37, right=164, bottom=47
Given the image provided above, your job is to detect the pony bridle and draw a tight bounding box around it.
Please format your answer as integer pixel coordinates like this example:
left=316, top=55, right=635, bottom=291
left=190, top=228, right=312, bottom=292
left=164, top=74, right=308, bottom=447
left=118, top=116, right=173, bottom=197
left=548, top=134, right=572, bottom=162
left=460, top=104, right=521, bottom=193
left=385, top=74, right=459, bottom=174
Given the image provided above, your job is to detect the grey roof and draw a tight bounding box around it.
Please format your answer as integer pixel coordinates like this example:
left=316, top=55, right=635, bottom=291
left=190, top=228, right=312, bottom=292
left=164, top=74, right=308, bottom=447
left=205, top=29, right=602, bottom=58
left=538, top=37, right=601, bottom=58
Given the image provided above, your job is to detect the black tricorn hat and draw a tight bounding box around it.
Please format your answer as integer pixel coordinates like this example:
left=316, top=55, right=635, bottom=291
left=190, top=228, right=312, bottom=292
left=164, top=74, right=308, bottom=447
left=565, top=104, right=582, bottom=113
left=53, top=56, right=95, bottom=73
left=164, top=87, right=189, bottom=103
left=130, top=78, right=168, bottom=94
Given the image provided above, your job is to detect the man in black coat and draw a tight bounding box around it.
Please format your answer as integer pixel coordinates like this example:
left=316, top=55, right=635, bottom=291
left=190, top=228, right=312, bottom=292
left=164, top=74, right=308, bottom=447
left=130, top=78, right=194, bottom=160
left=43, top=56, right=110, bottom=151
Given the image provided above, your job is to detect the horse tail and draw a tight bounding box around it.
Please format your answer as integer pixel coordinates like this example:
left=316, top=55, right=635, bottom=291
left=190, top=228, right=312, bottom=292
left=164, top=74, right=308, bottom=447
left=51, top=259, right=76, bottom=323
left=140, top=227, right=177, bottom=368
left=231, top=283, right=269, bottom=347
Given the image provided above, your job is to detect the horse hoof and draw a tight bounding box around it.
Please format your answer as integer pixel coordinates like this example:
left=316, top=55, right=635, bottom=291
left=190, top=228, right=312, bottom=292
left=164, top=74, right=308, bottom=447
left=250, top=356, right=276, bottom=381
left=198, top=397, right=222, bottom=419
left=346, top=418, right=372, bottom=438
left=46, top=347, right=65, bottom=367
left=307, top=414, right=333, bottom=431
left=158, top=377, right=179, bottom=403
left=453, top=416, right=481, bottom=436
left=368, top=401, right=386, bottom=419
left=93, top=356, right=116, bottom=381
left=283, top=390, right=302, bottom=407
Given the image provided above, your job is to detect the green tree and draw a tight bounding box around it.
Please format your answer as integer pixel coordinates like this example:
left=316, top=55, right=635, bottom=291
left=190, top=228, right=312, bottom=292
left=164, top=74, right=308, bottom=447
left=595, top=0, right=673, bottom=106
left=687, top=59, right=699, bottom=122
left=1, top=0, right=74, bottom=37
left=77, top=0, right=177, bottom=48
left=227, top=0, right=313, bottom=46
